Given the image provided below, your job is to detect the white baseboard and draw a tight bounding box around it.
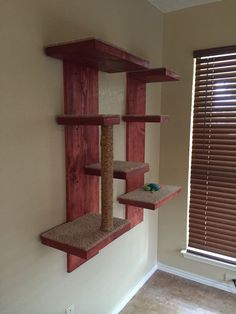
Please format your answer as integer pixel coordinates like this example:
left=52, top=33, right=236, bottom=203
left=158, top=262, right=236, bottom=294
left=111, top=263, right=158, bottom=314
left=111, top=262, right=235, bottom=314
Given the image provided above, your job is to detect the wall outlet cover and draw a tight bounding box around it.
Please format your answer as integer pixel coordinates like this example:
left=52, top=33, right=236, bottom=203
left=65, top=304, right=75, bottom=314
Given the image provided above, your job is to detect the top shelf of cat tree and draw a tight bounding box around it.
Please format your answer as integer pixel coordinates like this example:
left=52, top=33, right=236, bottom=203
left=45, top=38, right=149, bottom=73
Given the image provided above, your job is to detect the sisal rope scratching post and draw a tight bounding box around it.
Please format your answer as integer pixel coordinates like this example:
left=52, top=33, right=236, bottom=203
left=100, top=125, right=114, bottom=232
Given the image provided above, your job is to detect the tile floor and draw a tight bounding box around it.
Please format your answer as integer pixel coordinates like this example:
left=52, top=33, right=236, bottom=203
left=121, top=271, right=236, bottom=314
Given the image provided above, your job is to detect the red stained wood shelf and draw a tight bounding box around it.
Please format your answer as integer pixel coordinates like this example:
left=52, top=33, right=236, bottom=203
left=56, top=114, right=120, bottom=126
left=118, top=185, right=181, bottom=210
left=122, top=115, right=169, bottom=123
left=45, top=38, right=149, bottom=73
left=41, top=213, right=131, bottom=260
left=128, top=68, right=180, bottom=83
left=85, top=160, right=149, bottom=180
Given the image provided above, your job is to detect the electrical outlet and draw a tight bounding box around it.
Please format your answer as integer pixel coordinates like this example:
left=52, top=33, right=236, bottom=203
left=65, top=304, right=75, bottom=314
left=224, top=273, right=235, bottom=282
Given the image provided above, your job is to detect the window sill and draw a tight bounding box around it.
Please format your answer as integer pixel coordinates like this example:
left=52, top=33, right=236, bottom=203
left=181, top=250, right=236, bottom=271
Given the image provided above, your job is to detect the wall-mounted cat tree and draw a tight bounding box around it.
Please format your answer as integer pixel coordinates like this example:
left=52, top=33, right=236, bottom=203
left=40, top=38, right=181, bottom=272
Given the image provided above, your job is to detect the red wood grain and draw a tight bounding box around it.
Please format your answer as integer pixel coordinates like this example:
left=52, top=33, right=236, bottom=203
left=122, top=115, right=169, bottom=123
left=126, top=74, right=146, bottom=227
left=56, top=114, right=120, bottom=126
left=63, top=61, right=99, bottom=272
left=45, top=38, right=149, bottom=73
left=128, top=68, right=180, bottom=83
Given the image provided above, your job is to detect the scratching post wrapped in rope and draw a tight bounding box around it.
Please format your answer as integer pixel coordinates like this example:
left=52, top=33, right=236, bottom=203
left=101, top=125, right=113, bottom=232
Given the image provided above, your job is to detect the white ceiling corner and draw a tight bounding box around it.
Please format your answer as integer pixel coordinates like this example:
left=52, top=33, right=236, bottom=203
left=148, top=0, right=222, bottom=13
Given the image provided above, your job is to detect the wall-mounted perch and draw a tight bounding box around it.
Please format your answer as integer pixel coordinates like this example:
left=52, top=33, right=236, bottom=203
left=118, top=185, right=181, bottom=210
left=41, top=115, right=131, bottom=259
left=40, top=38, right=181, bottom=272
left=85, top=160, right=149, bottom=180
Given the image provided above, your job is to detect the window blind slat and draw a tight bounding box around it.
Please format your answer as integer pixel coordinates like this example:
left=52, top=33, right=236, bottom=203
left=192, top=139, right=236, bottom=145
left=190, top=198, right=236, bottom=211
left=194, top=100, right=236, bottom=106
left=195, top=78, right=236, bottom=86
left=189, top=235, right=236, bottom=251
left=191, top=169, right=236, bottom=180
left=190, top=190, right=236, bottom=202
left=193, top=123, right=236, bottom=129
left=194, top=111, right=236, bottom=116
left=195, top=72, right=236, bottom=81
left=189, top=231, right=236, bottom=244
left=188, top=243, right=236, bottom=259
left=189, top=217, right=236, bottom=232
left=190, top=196, right=236, bottom=208
left=191, top=164, right=236, bottom=173
left=196, top=60, right=236, bottom=70
left=189, top=223, right=236, bottom=238
left=195, top=95, right=236, bottom=102
left=190, top=178, right=236, bottom=191
left=193, top=117, right=236, bottom=124
left=193, top=128, right=236, bottom=135
left=190, top=183, right=236, bottom=195
left=188, top=241, right=236, bottom=256
left=193, top=135, right=236, bottom=142
left=196, top=66, right=236, bottom=76
left=189, top=204, right=236, bottom=216
left=195, top=90, right=236, bottom=98
left=190, top=198, right=236, bottom=209
left=189, top=213, right=236, bottom=227
left=193, top=46, right=236, bottom=63
left=195, top=84, right=236, bottom=92
left=192, top=144, right=236, bottom=151
left=191, top=178, right=236, bottom=188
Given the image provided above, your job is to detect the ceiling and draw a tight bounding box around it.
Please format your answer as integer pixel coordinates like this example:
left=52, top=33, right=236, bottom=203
left=148, top=0, right=222, bottom=13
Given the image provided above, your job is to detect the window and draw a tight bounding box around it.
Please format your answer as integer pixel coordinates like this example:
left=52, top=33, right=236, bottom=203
left=188, top=45, right=236, bottom=266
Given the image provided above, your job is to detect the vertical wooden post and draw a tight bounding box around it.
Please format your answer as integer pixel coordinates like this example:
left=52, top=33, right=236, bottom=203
left=126, top=74, right=146, bottom=227
left=63, top=62, right=99, bottom=272
left=101, top=125, right=113, bottom=232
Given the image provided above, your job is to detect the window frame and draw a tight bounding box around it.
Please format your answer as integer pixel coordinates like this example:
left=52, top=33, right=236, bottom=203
left=187, top=45, right=236, bottom=267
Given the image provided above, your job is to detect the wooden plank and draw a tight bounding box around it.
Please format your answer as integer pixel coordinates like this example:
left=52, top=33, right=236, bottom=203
left=85, top=160, right=149, bottom=179
left=41, top=213, right=131, bottom=259
left=128, top=68, right=180, bottom=83
left=122, top=115, right=169, bottom=123
left=56, top=114, right=120, bottom=126
left=45, top=38, right=149, bottom=73
left=63, top=61, right=99, bottom=272
left=126, top=74, right=146, bottom=227
left=118, top=186, right=182, bottom=210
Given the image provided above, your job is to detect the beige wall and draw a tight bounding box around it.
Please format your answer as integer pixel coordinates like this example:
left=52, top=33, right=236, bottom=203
left=159, top=0, right=236, bottom=281
left=0, top=1, right=163, bottom=313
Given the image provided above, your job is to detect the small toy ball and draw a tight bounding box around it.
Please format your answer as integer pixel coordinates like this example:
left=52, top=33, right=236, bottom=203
left=143, top=183, right=161, bottom=192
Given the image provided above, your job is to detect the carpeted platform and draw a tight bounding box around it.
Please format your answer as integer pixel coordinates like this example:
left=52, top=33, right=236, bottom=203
left=41, top=213, right=130, bottom=259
